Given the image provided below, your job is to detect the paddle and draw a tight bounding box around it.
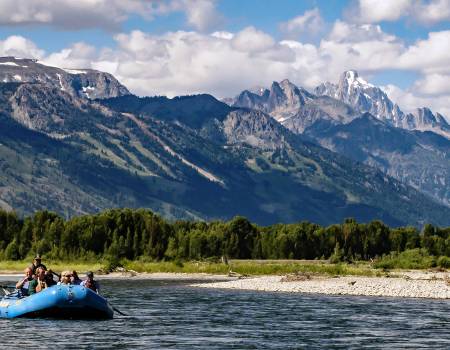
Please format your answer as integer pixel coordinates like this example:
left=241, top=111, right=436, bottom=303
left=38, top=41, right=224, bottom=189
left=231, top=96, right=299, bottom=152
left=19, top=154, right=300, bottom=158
left=102, top=292, right=127, bottom=316
left=0, top=285, right=15, bottom=289
left=111, top=305, right=127, bottom=316
left=0, top=285, right=15, bottom=296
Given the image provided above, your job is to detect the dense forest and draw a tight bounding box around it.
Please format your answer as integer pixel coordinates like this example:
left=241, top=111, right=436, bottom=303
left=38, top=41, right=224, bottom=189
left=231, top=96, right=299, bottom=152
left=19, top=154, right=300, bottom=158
left=0, top=209, right=449, bottom=265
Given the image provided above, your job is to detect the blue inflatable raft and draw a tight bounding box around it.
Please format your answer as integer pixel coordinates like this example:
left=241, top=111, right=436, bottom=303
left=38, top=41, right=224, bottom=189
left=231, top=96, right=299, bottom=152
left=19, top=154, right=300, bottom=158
left=0, top=285, right=114, bottom=319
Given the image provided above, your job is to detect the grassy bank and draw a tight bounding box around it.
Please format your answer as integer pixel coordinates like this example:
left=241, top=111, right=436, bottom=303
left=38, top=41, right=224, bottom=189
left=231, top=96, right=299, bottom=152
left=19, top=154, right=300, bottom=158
left=2, top=252, right=448, bottom=277
left=0, top=259, right=382, bottom=277
left=0, top=260, right=104, bottom=274
left=124, top=260, right=382, bottom=276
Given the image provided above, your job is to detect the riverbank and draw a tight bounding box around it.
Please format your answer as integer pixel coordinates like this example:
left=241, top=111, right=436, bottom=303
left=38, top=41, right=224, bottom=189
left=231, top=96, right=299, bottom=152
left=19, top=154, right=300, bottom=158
left=2, top=264, right=449, bottom=298
left=0, top=271, right=236, bottom=281
left=0, top=259, right=380, bottom=276
left=193, top=271, right=450, bottom=299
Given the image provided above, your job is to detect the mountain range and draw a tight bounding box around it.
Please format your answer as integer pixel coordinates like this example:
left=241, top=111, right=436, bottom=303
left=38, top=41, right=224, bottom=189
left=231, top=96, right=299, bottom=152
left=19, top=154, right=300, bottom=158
left=231, top=71, right=450, bottom=208
left=0, top=56, right=449, bottom=227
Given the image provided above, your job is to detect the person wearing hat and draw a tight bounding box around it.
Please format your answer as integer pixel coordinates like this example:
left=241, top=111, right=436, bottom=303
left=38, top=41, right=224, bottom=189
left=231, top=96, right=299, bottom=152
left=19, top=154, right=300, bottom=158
left=29, top=255, right=47, bottom=275
left=81, top=271, right=100, bottom=294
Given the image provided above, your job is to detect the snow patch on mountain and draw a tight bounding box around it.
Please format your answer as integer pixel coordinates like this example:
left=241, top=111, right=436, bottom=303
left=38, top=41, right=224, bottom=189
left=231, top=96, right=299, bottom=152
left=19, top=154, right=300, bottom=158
left=0, top=62, right=20, bottom=67
left=63, top=69, right=88, bottom=75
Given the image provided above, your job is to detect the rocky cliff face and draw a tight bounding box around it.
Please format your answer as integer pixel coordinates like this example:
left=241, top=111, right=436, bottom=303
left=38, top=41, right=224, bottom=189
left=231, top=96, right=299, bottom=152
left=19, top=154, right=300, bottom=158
left=233, top=79, right=315, bottom=122
left=0, top=56, right=129, bottom=100
left=398, top=108, right=450, bottom=139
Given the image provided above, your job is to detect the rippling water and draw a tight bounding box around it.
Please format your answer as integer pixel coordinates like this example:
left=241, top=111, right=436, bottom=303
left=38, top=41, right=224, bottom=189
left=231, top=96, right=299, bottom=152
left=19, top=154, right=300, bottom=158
left=0, top=278, right=449, bottom=349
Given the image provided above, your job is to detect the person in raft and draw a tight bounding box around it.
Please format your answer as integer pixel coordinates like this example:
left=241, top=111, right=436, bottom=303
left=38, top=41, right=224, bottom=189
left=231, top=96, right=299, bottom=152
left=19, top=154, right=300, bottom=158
left=45, top=270, right=57, bottom=287
left=28, top=267, right=47, bottom=295
left=81, top=271, right=100, bottom=293
left=15, top=267, right=34, bottom=296
left=57, top=271, right=72, bottom=285
left=71, top=271, right=82, bottom=285
left=29, top=255, right=47, bottom=275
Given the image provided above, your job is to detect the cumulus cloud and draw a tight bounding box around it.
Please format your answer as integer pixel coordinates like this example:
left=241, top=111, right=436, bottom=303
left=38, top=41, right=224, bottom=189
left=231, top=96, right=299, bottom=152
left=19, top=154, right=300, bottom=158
left=280, top=8, right=325, bottom=40
left=413, top=73, right=450, bottom=96
left=43, top=42, right=97, bottom=69
left=397, top=30, right=450, bottom=74
left=231, top=27, right=275, bottom=53
left=107, top=30, right=296, bottom=97
left=0, top=35, right=45, bottom=59
left=318, top=21, right=404, bottom=79
left=182, top=0, right=224, bottom=31
left=328, top=20, right=397, bottom=43
left=348, top=0, right=450, bottom=25
left=0, top=0, right=157, bottom=31
left=347, top=0, right=412, bottom=23
left=156, top=0, right=224, bottom=31
left=0, top=0, right=223, bottom=32
left=414, top=0, right=450, bottom=24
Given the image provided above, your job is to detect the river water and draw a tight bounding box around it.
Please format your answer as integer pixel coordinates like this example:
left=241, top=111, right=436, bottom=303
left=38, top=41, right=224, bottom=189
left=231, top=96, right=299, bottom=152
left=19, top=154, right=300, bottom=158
left=0, top=278, right=449, bottom=349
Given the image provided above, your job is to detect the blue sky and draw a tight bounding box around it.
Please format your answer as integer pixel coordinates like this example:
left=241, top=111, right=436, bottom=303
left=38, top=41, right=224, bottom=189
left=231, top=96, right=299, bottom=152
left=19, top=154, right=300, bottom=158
left=0, top=0, right=449, bottom=115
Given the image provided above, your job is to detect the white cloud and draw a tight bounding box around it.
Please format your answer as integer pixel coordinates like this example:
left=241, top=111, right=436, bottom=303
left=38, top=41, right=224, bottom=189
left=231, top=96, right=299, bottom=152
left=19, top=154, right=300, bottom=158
left=280, top=8, right=325, bottom=39
left=317, top=21, right=404, bottom=79
left=414, top=0, right=450, bottom=24
left=0, top=0, right=157, bottom=31
left=413, top=73, right=450, bottom=96
left=328, top=20, right=397, bottom=43
left=397, top=31, right=450, bottom=74
left=348, top=0, right=412, bottom=23
left=43, top=42, right=97, bottom=69
left=127, top=0, right=224, bottom=32
left=0, top=36, right=45, bottom=59
left=182, top=0, right=224, bottom=32
left=383, top=83, right=450, bottom=117
left=211, top=31, right=234, bottom=40
left=348, top=0, right=450, bottom=25
left=231, top=27, right=275, bottom=53
left=0, top=0, right=223, bottom=31
left=115, top=31, right=169, bottom=61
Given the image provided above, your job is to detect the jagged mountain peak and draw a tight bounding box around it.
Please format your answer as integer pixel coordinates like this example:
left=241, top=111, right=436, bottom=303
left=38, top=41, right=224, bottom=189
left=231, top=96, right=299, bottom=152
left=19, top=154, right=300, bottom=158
left=404, top=107, right=450, bottom=131
left=232, top=79, right=315, bottom=122
left=340, top=70, right=374, bottom=89
left=316, top=71, right=449, bottom=136
left=316, top=71, right=406, bottom=126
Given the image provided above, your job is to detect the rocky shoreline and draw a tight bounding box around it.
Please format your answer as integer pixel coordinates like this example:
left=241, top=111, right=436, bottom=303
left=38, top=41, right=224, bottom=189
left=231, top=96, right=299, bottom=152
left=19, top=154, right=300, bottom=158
left=2, top=270, right=449, bottom=299
left=192, top=271, right=450, bottom=299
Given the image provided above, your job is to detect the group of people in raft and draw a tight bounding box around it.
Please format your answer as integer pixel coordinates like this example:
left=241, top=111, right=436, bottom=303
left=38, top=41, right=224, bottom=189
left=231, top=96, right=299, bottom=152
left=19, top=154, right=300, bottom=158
left=15, top=255, right=100, bottom=296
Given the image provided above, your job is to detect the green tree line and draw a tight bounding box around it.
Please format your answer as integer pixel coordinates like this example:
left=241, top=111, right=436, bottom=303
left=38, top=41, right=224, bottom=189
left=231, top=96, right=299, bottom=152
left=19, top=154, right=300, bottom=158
left=0, top=209, right=449, bottom=263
